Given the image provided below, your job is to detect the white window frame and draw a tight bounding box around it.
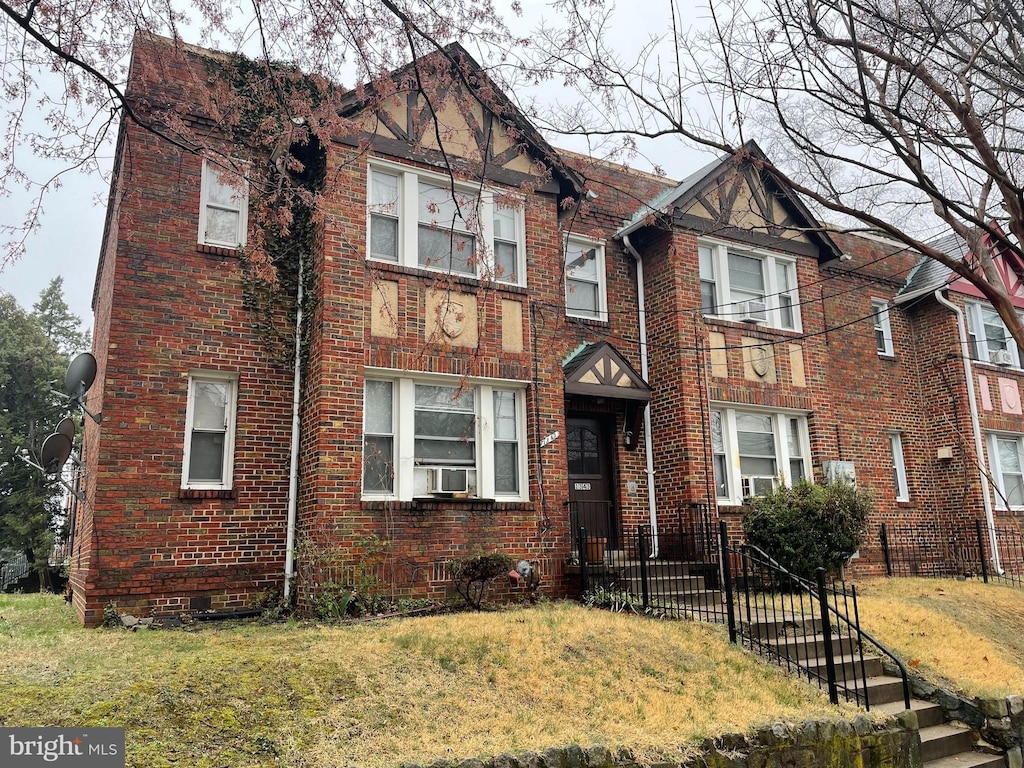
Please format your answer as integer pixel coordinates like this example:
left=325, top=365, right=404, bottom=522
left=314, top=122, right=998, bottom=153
left=872, top=299, right=895, bottom=357
left=698, top=239, right=801, bottom=332
left=888, top=432, right=909, bottom=501
left=987, top=432, right=1024, bottom=510
left=366, top=159, right=526, bottom=286
left=711, top=405, right=811, bottom=506
left=361, top=372, right=529, bottom=502
left=198, top=159, right=249, bottom=248
left=966, top=300, right=1021, bottom=368
left=564, top=235, right=608, bottom=321
left=181, top=370, right=238, bottom=491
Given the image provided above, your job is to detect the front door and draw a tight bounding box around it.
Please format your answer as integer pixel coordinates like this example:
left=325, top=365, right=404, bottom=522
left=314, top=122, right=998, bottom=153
left=567, top=416, right=617, bottom=545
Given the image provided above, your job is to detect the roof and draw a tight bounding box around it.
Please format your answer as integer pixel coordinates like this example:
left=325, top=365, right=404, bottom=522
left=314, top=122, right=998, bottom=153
left=340, top=42, right=584, bottom=194
left=897, top=233, right=967, bottom=298
left=615, top=140, right=842, bottom=261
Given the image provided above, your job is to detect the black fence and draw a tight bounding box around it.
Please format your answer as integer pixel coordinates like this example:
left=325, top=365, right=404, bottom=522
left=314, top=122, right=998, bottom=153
left=0, top=551, right=30, bottom=592
left=879, top=519, right=1024, bottom=588
left=571, top=506, right=910, bottom=709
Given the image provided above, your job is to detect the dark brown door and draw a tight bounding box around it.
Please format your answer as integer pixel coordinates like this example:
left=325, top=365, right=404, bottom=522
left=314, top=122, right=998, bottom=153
left=567, top=416, right=617, bottom=544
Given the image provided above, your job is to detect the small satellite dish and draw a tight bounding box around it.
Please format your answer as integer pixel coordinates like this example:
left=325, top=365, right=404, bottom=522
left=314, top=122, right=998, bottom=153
left=40, top=432, right=73, bottom=475
left=65, top=353, right=98, bottom=399
left=56, top=417, right=76, bottom=440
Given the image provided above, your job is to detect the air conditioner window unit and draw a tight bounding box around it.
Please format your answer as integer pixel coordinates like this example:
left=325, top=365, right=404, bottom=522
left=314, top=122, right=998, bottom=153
left=427, top=467, right=469, bottom=494
left=742, top=475, right=777, bottom=498
left=991, top=348, right=1014, bottom=367
left=738, top=299, right=768, bottom=324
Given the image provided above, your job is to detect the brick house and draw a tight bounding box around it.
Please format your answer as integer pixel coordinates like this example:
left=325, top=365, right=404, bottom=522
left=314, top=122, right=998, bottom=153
left=66, top=35, right=1021, bottom=625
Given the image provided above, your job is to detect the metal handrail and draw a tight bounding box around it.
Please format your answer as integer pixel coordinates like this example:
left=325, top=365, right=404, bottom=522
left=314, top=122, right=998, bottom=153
left=742, top=543, right=911, bottom=710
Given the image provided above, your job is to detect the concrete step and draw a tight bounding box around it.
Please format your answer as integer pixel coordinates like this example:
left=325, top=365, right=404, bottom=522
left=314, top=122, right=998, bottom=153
left=873, top=698, right=946, bottom=728
left=863, top=673, right=911, bottom=706
left=644, top=590, right=725, bottom=608
left=924, top=750, right=1005, bottom=768
left=920, top=724, right=975, bottom=763
left=763, top=632, right=860, bottom=660
left=621, top=574, right=708, bottom=593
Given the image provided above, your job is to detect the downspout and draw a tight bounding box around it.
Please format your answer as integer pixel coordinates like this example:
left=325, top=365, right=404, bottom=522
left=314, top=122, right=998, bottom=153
left=283, top=255, right=305, bottom=603
left=623, top=234, right=659, bottom=558
left=934, top=289, right=1002, bottom=573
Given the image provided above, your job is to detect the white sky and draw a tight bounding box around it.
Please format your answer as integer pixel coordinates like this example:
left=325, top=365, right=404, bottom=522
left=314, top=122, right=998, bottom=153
left=0, top=2, right=714, bottom=327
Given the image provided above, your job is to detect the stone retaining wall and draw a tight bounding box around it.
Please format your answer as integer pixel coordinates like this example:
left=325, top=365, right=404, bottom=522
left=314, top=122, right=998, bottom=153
left=399, top=713, right=921, bottom=768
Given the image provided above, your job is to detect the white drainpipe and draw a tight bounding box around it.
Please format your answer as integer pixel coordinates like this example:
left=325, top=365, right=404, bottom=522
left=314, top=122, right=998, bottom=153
left=623, top=234, right=659, bottom=557
left=283, top=256, right=305, bottom=602
left=934, top=289, right=1002, bottom=573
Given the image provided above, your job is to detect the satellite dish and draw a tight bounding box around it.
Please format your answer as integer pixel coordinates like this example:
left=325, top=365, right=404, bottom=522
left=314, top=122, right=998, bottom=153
left=56, top=417, right=76, bottom=440
left=65, top=353, right=97, bottom=399
left=40, top=432, right=73, bottom=475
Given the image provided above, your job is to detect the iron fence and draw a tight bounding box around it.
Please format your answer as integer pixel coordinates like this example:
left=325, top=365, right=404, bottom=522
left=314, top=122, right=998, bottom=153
left=0, top=551, right=30, bottom=592
left=573, top=511, right=910, bottom=710
left=880, top=519, right=1024, bottom=587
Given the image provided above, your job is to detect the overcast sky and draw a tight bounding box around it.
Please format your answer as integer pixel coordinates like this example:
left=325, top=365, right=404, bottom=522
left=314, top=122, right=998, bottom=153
left=0, top=3, right=714, bottom=331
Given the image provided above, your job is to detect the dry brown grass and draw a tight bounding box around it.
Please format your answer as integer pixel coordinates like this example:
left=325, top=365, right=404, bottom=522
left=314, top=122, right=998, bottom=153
left=855, top=578, right=1024, bottom=698
left=0, top=595, right=849, bottom=768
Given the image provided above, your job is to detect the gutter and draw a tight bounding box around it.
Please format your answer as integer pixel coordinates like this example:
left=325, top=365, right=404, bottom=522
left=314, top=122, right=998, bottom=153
left=283, top=255, right=305, bottom=603
left=933, top=289, right=1003, bottom=574
left=622, top=234, right=660, bottom=558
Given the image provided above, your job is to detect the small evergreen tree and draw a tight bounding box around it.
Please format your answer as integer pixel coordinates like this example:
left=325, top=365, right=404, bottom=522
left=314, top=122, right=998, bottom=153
left=742, top=480, right=872, bottom=580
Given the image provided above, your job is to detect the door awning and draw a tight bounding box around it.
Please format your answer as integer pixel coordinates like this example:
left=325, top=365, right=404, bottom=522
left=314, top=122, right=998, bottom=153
left=563, top=341, right=652, bottom=401
left=563, top=342, right=651, bottom=450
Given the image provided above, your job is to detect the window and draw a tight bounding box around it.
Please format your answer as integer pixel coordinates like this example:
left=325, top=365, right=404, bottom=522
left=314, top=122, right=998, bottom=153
left=361, top=375, right=528, bottom=501
left=872, top=299, right=894, bottom=357
left=198, top=159, right=248, bottom=248
left=182, top=371, right=238, bottom=490
left=966, top=301, right=1020, bottom=367
left=367, top=161, right=524, bottom=285
left=565, top=236, right=607, bottom=320
left=988, top=433, right=1024, bottom=509
left=699, top=240, right=800, bottom=331
left=889, top=432, right=909, bottom=501
left=710, top=406, right=810, bottom=505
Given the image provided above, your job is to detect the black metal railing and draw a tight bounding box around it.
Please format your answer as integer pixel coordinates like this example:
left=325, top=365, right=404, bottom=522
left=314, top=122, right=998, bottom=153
left=574, top=514, right=911, bottom=710
left=880, top=519, right=1024, bottom=587
left=0, top=551, right=30, bottom=592
left=725, top=531, right=909, bottom=709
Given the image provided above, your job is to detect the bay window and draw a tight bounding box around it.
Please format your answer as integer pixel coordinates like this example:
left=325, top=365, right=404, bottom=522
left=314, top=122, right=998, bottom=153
left=362, top=374, right=528, bottom=501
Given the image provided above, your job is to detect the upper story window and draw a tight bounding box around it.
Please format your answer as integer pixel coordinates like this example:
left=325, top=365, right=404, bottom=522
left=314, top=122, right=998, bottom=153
left=872, top=299, right=894, bottom=357
left=711, top=406, right=810, bottom=505
left=699, top=240, right=800, bottom=331
left=565, top=236, right=607, bottom=321
left=367, top=161, right=524, bottom=285
left=199, top=159, right=248, bottom=248
left=362, top=374, right=528, bottom=502
left=966, top=301, right=1020, bottom=367
left=182, top=371, right=238, bottom=490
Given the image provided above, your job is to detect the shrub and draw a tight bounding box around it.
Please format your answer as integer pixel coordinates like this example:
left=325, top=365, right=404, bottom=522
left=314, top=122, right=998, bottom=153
left=742, top=480, right=872, bottom=580
left=449, top=550, right=514, bottom=610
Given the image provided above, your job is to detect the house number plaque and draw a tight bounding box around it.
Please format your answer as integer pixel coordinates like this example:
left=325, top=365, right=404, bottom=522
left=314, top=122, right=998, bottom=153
left=574, top=482, right=592, bottom=491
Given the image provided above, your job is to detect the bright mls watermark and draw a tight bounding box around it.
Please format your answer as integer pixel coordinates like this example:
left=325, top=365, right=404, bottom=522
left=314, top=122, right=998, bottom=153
left=2, top=728, right=125, bottom=767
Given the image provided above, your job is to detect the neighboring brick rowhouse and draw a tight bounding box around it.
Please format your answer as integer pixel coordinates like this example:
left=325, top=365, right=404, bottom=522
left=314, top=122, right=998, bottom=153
left=69, top=34, right=1016, bottom=623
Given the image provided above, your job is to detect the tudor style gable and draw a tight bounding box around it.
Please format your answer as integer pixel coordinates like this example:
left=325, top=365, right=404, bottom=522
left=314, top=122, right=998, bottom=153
left=339, top=43, right=581, bottom=196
